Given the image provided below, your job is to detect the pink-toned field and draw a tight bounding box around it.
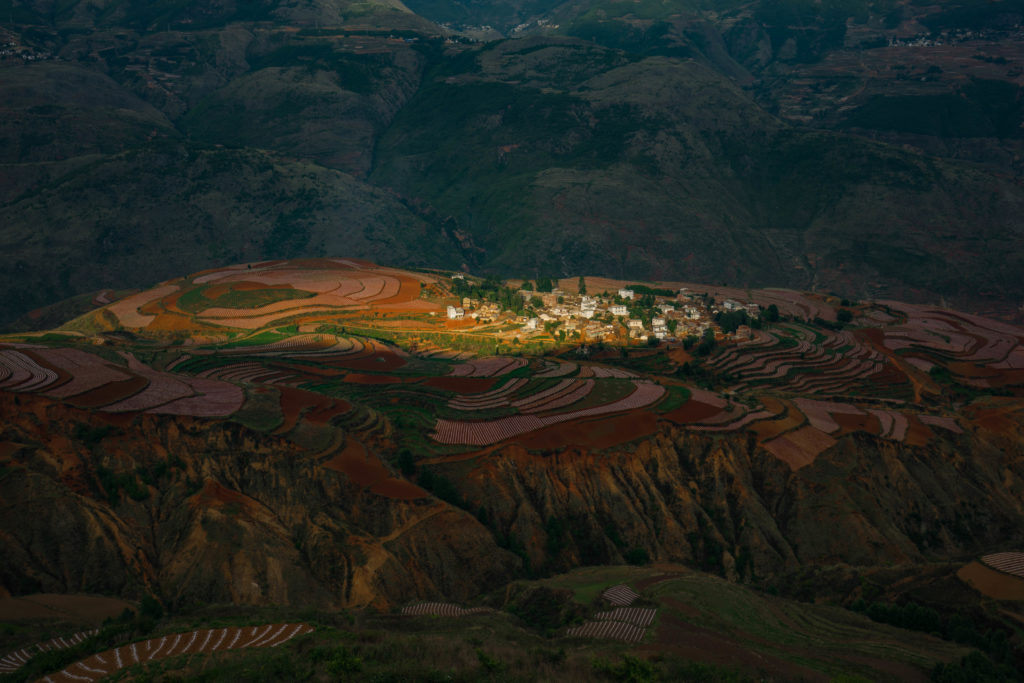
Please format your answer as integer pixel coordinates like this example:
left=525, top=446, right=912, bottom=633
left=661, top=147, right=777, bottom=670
left=762, top=426, right=837, bottom=471
left=0, top=347, right=242, bottom=418
left=106, top=285, right=179, bottom=328
left=449, top=357, right=527, bottom=378
left=431, top=380, right=665, bottom=446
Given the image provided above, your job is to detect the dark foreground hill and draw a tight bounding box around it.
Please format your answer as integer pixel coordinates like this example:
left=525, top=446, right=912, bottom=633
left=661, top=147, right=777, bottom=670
left=2, top=0, right=1024, bottom=326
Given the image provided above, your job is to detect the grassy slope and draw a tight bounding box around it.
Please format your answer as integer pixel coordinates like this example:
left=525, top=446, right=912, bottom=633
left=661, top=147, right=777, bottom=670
left=1, top=565, right=976, bottom=683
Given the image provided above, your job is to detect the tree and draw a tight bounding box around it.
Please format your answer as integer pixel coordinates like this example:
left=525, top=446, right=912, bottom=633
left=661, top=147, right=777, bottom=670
left=764, top=303, right=780, bottom=323
left=536, top=277, right=554, bottom=293
left=837, top=308, right=853, bottom=323
left=530, top=295, right=543, bottom=309
left=578, top=276, right=587, bottom=295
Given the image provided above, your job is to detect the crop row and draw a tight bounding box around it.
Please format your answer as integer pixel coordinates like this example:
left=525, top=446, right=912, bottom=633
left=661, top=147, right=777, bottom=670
left=0, top=348, right=59, bottom=392
left=594, top=607, right=657, bottom=627
left=565, top=620, right=646, bottom=642
left=981, top=553, right=1024, bottom=578
left=432, top=381, right=664, bottom=445
left=602, top=584, right=640, bottom=606
left=536, top=360, right=577, bottom=377
left=520, top=380, right=594, bottom=413
left=400, top=603, right=492, bottom=617
left=0, top=630, right=97, bottom=674
left=449, top=357, right=527, bottom=378
left=43, top=624, right=312, bottom=682
left=447, top=378, right=528, bottom=410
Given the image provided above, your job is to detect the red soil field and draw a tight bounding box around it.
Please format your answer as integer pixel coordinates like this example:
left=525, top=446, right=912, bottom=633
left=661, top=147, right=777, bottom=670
left=372, top=299, right=442, bottom=312
left=323, top=440, right=385, bottom=486
left=423, top=376, right=498, bottom=393
left=903, top=417, right=934, bottom=447
left=305, top=399, right=352, bottom=424
left=65, top=375, right=149, bottom=409
left=964, top=399, right=1024, bottom=436
left=320, top=440, right=424, bottom=499
left=368, top=478, right=428, bottom=500
left=662, top=400, right=724, bottom=424
left=275, top=387, right=348, bottom=431
left=832, top=411, right=880, bottom=436
left=367, top=274, right=421, bottom=305
left=516, top=411, right=659, bottom=450
left=331, top=348, right=407, bottom=372
left=957, top=562, right=1024, bottom=601
left=667, top=347, right=694, bottom=365
left=36, top=349, right=131, bottom=399
left=343, top=373, right=406, bottom=385
left=762, top=426, right=837, bottom=471
left=748, top=398, right=804, bottom=442
left=144, top=311, right=205, bottom=332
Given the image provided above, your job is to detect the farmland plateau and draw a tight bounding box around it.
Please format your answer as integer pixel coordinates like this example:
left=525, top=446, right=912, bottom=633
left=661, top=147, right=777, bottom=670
left=1, top=259, right=1024, bottom=681
left=4, top=0, right=1024, bottom=679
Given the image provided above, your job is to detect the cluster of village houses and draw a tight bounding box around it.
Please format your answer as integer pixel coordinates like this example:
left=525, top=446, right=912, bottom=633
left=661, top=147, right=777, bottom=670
left=445, top=278, right=758, bottom=344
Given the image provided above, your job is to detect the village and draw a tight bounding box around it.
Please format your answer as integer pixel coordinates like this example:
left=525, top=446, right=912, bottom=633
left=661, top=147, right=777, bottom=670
left=443, top=273, right=760, bottom=347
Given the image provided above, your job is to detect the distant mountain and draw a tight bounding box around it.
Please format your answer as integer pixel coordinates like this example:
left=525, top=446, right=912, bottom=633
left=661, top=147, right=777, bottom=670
left=1, top=0, right=1023, bottom=326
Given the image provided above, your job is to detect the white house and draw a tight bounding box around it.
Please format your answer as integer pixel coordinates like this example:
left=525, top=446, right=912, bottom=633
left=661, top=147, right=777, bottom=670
left=524, top=318, right=539, bottom=331
left=627, top=319, right=644, bottom=330
left=610, top=304, right=628, bottom=316
left=618, top=288, right=635, bottom=300
left=446, top=305, right=465, bottom=320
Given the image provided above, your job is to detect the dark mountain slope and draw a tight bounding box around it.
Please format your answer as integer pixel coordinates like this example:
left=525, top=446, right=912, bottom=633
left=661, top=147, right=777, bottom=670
left=372, top=38, right=1024, bottom=305
left=1, top=0, right=1023, bottom=325
left=0, top=143, right=464, bottom=319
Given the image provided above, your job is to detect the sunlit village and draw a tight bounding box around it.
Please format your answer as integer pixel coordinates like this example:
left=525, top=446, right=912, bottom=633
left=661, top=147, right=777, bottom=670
left=441, top=273, right=758, bottom=349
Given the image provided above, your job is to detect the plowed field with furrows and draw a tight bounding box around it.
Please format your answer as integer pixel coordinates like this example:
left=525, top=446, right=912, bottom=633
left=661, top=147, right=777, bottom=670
left=981, top=552, right=1024, bottom=578
left=38, top=624, right=312, bottom=682
left=0, top=630, right=97, bottom=674
left=400, top=603, right=493, bottom=617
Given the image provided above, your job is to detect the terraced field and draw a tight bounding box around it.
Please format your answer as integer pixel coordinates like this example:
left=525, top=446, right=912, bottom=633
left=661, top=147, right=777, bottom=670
left=2, top=259, right=1022, bottom=494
